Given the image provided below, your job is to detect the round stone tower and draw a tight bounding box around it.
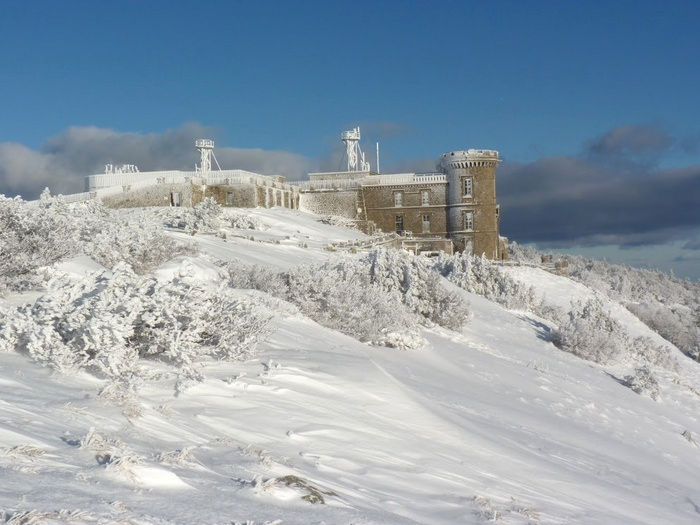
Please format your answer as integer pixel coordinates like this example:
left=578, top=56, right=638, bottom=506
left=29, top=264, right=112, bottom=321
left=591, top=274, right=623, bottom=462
left=439, top=149, right=501, bottom=258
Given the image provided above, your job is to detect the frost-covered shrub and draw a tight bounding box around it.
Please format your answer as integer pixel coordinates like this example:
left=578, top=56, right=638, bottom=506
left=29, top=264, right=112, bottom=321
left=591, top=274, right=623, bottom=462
left=0, top=264, right=270, bottom=390
left=182, top=197, right=222, bottom=235
left=85, top=218, right=197, bottom=274
left=623, top=366, right=660, bottom=400
left=133, top=270, right=270, bottom=365
left=564, top=255, right=700, bottom=362
left=228, top=248, right=470, bottom=341
left=627, top=302, right=699, bottom=361
left=318, top=215, right=358, bottom=229
left=223, top=210, right=266, bottom=230
left=435, top=251, right=537, bottom=311
left=227, top=264, right=288, bottom=298
left=628, top=336, right=679, bottom=372
left=285, top=264, right=422, bottom=349
left=0, top=193, right=79, bottom=293
left=567, top=255, right=699, bottom=306
left=360, top=249, right=470, bottom=329
left=0, top=264, right=144, bottom=376
left=550, top=298, right=627, bottom=364
left=507, top=241, right=542, bottom=265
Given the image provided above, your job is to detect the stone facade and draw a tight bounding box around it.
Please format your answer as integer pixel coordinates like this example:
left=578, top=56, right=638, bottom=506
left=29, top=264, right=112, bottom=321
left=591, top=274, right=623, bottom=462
left=299, top=148, right=505, bottom=259
left=103, top=183, right=193, bottom=208
left=439, top=150, right=501, bottom=259
left=82, top=144, right=503, bottom=259
left=360, top=183, right=448, bottom=238
left=98, top=174, right=299, bottom=211
left=298, top=190, right=359, bottom=217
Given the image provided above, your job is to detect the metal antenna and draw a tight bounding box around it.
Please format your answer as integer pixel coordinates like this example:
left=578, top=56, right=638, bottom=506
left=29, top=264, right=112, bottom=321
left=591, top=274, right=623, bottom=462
left=212, top=151, right=223, bottom=171
left=195, top=139, right=215, bottom=173
left=376, top=141, right=380, bottom=174
left=341, top=127, right=370, bottom=172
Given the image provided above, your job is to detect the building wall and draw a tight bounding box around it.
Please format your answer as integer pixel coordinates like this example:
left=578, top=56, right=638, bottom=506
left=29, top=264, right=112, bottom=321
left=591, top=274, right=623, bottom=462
left=299, top=190, right=360, bottom=218
left=102, top=183, right=192, bottom=208
left=362, top=183, right=447, bottom=237
left=440, top=151, right=501, bottom=258
left=102, top=180, right=298, bottom=211
left=192, top=183, right=258, bottom=208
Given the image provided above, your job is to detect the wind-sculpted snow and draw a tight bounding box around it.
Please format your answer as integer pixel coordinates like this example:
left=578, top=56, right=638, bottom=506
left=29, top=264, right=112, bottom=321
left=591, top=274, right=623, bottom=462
left=439, top=251, right=682, bottom=374
left=0, top=206, right=699, bottom=523
left=509, top=241, right=700, bottom=362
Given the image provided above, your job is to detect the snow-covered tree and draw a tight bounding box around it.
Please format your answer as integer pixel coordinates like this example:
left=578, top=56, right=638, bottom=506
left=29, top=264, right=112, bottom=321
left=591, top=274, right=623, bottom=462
left=550, top=298, right=627, bottom=364
left=85, top=217, right=197, bottom=274
left=435, top=251, right=537, bottom=311
left=0, top=262, right=271, bottom=392
left=182, top=197, right=222, bottom=235
left=623, top=366, right=660, bottom=401
left=0, top=194, right=79, bottom=293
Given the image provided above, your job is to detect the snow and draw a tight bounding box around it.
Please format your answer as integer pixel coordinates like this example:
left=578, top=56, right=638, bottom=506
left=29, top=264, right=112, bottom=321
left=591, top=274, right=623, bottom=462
left=501, top=265, right=688, bottom=351
left=1, top=207, right=700, bottom=524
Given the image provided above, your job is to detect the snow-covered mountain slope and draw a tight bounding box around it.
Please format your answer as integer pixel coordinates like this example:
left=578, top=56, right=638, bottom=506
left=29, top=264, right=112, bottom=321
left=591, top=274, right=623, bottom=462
left=1, top=208, right=700, bottom=524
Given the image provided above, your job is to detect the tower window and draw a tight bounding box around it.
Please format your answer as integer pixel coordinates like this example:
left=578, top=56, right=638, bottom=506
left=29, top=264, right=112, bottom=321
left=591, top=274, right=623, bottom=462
left=394, top=192, right=403, bottom=207
left=422, top=214, right=430, bottom=233
left=421, top=190, right=430, bottom=206
left=463, top=211, right=474, bottom=231
left=463, top=176, right=473, bottom=198
left=226, top=191, right=234, bottom=206
left=170, top=192, right=181, bottom=207
left=395, top=215, right=404, bottom=233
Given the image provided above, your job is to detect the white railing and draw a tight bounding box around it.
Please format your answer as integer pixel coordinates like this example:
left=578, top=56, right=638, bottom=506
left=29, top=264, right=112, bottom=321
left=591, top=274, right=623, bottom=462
left=308, top=170, right=369, bottom=181
left=61, top=191, right=96, bottom=203
left=296, top=178, right=364, bottom=191
left=363, top=173, right=447, bottom=185
left=86, top=170, right=187, bottom=189
left=86, top=169, right=296, bottom=192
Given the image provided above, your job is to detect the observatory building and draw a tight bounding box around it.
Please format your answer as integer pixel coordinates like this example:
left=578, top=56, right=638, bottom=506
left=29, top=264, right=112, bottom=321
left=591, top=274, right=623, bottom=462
left=79, top=128, right=506, bottom=259
left=85, top=139, right=300, bottom=210
left=299, top=128, right=506, bottom=259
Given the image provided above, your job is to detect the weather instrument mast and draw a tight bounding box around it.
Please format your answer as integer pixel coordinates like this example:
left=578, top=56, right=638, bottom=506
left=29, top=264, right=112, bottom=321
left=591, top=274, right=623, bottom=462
left=195, top=139, right=222, bottom=173
left=341, top=127, right=371, bottom=172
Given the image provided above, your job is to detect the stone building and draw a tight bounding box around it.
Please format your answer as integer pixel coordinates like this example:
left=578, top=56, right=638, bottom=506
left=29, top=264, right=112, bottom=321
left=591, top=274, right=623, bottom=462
left=76, top=135, right=505, bottom=259
left=299, top=144, right=506, bottom=259
left=85, top=169, right=299, bottom=211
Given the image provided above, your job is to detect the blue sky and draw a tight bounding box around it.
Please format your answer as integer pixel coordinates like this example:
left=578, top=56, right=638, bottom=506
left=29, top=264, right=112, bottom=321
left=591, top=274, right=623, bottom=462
left=1, top=0, right=699, bottom=278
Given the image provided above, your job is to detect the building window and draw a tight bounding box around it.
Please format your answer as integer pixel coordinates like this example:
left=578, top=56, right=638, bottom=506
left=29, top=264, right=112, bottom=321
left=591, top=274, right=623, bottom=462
left=395, top=215, right=404, bottom=233
left=421, top=190, right=430, bottom=206
left=170, top=192, right=181, bottom=207
left=463, top=211, right=474, bottom=231
left=463, top=177, right=473, bottom=198
left=422, top=214, right=430, bottom=233
left=226, top=191, right=234, bottom=206
left=394, top=192, right=403, bottom=207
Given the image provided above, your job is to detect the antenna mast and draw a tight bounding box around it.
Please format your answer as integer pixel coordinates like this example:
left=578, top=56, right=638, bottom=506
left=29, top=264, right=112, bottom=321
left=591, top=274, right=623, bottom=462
left=376, top=142, right=380, bottom=174
left=195, top=139, right=218, bottom=173
left=341, top=127, right=370, bottom=172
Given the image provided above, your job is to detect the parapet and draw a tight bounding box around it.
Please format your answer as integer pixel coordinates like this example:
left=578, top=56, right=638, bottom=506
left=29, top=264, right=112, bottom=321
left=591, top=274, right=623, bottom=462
left=439, top=149, right=500, bottom=170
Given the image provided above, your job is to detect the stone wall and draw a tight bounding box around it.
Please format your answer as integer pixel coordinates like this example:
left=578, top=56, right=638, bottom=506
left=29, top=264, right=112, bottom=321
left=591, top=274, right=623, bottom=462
left=192, top=183, right=258, bottom=208
left=443, top=160, right=501, bottom=259
left=102, top=183, right=192, bottom=208
left=362, top=183, right=447, bottom=237
left=299, top=190, right=360, bottom=218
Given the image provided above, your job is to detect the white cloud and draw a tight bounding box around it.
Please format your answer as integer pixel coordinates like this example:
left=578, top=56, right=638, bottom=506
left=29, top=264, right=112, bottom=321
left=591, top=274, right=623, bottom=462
left=0, top=123, right=314, bottom=199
